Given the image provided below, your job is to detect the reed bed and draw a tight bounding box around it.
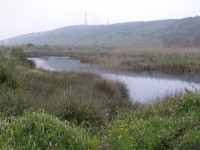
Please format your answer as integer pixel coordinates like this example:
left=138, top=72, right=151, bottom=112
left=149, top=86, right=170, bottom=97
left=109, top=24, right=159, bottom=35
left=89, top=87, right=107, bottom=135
left=23, top=45, right=200, bottom=74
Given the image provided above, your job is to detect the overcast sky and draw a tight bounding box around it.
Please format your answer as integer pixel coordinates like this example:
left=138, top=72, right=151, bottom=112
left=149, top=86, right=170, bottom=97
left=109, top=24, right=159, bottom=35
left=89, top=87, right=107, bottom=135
left=0, top=0, right=200, bottom=40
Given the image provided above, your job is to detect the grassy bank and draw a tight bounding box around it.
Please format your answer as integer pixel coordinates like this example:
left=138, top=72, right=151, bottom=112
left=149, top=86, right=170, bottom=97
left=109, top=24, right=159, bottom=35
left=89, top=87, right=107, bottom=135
left=0, top=47, right=200, bottom=149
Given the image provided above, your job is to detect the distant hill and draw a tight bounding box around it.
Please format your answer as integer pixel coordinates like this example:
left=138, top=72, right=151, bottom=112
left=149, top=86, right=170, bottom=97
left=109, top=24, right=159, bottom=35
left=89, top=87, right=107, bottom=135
left=1, top=16, right=200, bottom=48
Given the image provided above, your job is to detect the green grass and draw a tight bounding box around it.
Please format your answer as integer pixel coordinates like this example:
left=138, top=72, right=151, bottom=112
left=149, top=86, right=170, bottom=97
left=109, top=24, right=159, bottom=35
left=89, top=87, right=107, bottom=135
left=0, top=110, right=99, bottom=149
left=106, top=92, right=200, bottom=149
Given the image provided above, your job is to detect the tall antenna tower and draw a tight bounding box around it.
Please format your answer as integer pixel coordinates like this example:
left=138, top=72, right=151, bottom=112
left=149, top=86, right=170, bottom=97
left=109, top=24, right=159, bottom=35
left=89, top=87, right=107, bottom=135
left=107, top=17, right=110, bottom=25
left=85, top=12, right=87, bottom=25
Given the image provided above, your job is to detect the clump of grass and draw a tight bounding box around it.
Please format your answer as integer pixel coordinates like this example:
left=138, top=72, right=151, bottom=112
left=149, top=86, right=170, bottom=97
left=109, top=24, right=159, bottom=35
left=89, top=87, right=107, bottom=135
left=0, top=54, right=19, bottom=89
left=11, top=47, right=26, bottom=59
left=63, top=101, right=105, bottom=128
left=0, top=89, right=25, bottom=117
left=106, top=92, right=200, bottom=149
left=21, top=71, right=131, bottom=128
left=0, top=53, right=25, bottom=117
left=0, top=110, right=99, bottom=149
left=93, top=77, right=128, bottom=98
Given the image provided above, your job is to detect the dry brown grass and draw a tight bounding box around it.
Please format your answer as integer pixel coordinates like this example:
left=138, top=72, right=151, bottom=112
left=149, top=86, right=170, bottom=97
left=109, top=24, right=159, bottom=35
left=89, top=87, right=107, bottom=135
left=70, top=47, right=200, bottom=74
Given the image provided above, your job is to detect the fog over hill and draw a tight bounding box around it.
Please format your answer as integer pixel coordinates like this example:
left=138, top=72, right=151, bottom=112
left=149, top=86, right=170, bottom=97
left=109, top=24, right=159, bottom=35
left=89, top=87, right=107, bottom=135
left=1, top=16, right=200, bottom=48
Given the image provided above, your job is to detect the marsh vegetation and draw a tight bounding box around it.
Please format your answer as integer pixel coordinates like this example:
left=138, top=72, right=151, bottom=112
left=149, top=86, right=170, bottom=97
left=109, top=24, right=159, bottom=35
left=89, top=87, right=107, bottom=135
left=23, top=45, right=200, bottom=74
left=29, top=56, right=200, bottom=103
left=0, top=47, right=200, bottom=149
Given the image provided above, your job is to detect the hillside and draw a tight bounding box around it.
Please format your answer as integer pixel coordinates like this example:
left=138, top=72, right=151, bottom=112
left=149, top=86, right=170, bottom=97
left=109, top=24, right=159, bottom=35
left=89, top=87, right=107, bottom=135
left=1, top=16, right=200, bottom=48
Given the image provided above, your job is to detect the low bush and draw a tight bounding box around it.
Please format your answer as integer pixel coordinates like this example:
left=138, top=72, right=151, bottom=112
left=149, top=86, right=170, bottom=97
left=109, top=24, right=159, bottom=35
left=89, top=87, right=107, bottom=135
left=0, top=90, right=25, bottom=117
left=22, top=71, right=131, bottom=129
left=93, top=77, right=128, bottom=98
left=106, top=92, right=200, bottom=149
left=0, top=52, right=23, bottom=117
left=63, top=101, right=105, bottom=127
left=0, top=54, right=19, bottom=89
left=0, top=110, right=99, bottom=149
left=11, top=47, right=27, bottom=62
left=178, top=92, right=200, bottom=113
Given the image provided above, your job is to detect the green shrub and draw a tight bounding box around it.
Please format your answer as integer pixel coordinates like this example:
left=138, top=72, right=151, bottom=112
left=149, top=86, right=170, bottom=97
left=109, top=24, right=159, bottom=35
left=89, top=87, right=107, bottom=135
left=0, top=54, right=24, bottom=117
left=93, top=78, right=128, bottom=98
left=11, top=47, right=27, bottom=62
left=0, top=110, right=99, bottom=149
left=178, top=92, right=200, bottom=113
left=0, top=90, right=26, bottom=117
left=63, top=101, right=105, bottom=127
left=0, top=54, right=19, bottom=89
left=0, top=67, right=19, bottom=89
left=175, top=130, right=200, bottom=149
left=22, top=71, right=131, bottom=129
left=106, top=92, right=200, bottom=149
left=26, top=43, right=34, bottom=47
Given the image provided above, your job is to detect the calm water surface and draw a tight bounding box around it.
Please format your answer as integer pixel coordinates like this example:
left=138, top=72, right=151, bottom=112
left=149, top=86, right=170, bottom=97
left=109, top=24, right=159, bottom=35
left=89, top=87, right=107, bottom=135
left=28, top=57, right=200, bottom=103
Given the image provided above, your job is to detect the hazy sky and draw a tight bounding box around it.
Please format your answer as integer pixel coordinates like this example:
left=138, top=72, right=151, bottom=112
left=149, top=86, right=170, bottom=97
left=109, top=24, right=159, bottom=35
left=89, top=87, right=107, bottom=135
left=0, top=0, right=200, bottom=40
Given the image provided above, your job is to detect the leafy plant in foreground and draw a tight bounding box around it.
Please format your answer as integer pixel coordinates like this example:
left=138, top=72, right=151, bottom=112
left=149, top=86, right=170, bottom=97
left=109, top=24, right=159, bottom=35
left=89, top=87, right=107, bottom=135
left=106, top=92, right=200, bottom=149
left=0, top=110, right=99, bottom=150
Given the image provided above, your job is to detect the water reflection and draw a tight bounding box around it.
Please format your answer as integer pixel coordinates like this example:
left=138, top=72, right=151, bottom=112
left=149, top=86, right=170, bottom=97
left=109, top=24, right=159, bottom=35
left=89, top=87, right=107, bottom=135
left=103, top=73, right=200, bottom=103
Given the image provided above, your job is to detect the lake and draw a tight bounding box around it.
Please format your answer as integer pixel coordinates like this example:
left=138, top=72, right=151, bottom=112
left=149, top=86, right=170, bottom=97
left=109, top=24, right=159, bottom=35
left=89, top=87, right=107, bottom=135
left=28, top=57, right=200, bottom=103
